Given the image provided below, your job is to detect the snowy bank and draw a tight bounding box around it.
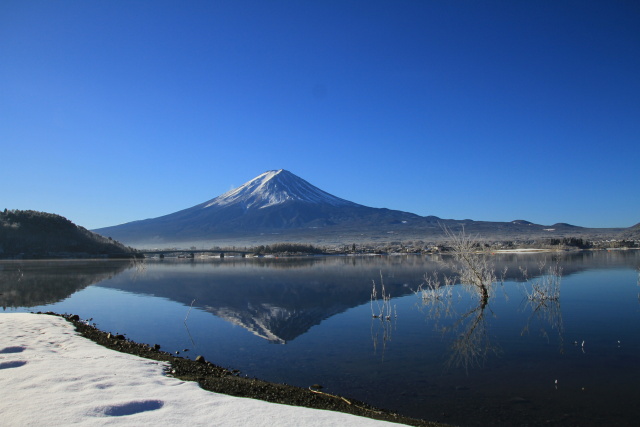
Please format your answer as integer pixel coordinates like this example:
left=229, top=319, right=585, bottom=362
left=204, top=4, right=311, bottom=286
left=0, top=313, right=404, bottom=426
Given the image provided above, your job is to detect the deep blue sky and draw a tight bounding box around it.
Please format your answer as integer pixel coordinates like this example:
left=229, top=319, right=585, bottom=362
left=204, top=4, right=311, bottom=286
left=2, top=1, right=639, bottom=230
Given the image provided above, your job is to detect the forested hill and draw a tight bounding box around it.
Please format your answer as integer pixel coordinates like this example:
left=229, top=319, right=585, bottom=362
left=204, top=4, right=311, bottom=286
left=0, top=210, right=139, bottom=259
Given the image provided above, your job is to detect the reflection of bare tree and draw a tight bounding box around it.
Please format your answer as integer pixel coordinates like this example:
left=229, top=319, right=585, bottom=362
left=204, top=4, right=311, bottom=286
left=443, top=300, right=499, bottom=372
left=416, top=271, right=498, bottom=372
left=371, top=315, right=395, bottom=361
left=519, top=260, right=564, bottom=352
left=419, top=227, right=501, bottom=370
left=370, top=273, right=396, bottom=360
left=521, top=298, right=564, bottom=353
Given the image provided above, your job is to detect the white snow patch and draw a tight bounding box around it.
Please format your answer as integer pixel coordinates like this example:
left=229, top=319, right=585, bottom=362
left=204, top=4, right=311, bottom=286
left=0, top=313, right=403, bottom=426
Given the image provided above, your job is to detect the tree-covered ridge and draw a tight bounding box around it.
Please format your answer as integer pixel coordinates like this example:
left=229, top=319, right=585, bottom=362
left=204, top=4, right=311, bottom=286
left=253, top=242, right=325, bottom=255
left=0, top=209, right=139, bottom=259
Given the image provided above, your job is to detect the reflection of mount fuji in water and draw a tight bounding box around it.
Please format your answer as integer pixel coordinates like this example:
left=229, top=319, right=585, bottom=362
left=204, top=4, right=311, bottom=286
left=191, top=259, right=371, bottom=343
left=210, top=300, right=346, bottom=343
left=99, top=257, right=426, bottom=343
left=4, top=252, right=638, bottom=341
left=96, top=251, right=640, bottom=343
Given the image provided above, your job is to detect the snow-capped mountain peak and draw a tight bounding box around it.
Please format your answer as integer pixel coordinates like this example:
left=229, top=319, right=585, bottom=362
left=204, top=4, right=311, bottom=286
left=203, top=169, right=358, bottom=210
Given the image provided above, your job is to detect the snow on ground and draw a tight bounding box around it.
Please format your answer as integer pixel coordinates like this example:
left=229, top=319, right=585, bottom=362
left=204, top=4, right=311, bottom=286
left=0, top=313, right=402, bottom=426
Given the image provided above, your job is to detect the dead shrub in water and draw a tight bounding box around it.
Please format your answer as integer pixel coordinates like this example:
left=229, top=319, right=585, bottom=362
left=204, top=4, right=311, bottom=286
left=520, top=260, right=562, bottom=302
left=370, top=272, right=395, bottom=321
left=414, top=271, right=459, bottom=322
left=415, top=271, right=456, bottom=302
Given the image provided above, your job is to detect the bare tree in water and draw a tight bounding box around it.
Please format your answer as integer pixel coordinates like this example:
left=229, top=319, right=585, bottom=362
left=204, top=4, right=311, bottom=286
left=443, top=226, right=497, bottom=307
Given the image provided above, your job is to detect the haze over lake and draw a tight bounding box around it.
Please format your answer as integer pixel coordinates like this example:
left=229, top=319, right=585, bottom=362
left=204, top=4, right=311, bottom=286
left=2, top=251, right=639, bottom=426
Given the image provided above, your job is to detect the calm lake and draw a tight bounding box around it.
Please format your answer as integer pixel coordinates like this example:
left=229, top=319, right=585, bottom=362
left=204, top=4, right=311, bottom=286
left=2, top=251, right=639, bottom=426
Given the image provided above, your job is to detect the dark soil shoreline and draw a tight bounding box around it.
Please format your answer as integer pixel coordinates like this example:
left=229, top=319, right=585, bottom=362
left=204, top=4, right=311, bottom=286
left=43, top=312, right=447, bottom=427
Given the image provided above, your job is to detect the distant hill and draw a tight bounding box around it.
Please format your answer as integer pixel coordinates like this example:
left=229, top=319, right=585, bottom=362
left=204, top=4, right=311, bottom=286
left=93, top=170, right=629, bottom=247
left=0, top=210, right=139, bottom=259
left=620, top=223, right=640, bottom=240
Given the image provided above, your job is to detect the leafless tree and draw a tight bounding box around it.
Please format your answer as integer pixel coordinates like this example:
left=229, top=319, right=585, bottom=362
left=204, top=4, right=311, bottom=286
left=442, top=225, right=497, bottom=307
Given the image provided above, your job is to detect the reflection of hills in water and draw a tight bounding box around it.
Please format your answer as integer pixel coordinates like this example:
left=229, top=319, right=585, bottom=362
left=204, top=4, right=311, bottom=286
left=97, top=251, right=640, bottom=343
left=0, top=260, right=132, bottom=309
left=99, top=256, right=433, bottom=343
left=491, top=249, right=640, bottom=280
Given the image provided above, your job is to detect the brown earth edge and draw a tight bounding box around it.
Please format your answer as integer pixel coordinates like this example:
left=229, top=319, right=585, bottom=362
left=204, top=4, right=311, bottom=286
left=40, top=312, right=448, bottom=427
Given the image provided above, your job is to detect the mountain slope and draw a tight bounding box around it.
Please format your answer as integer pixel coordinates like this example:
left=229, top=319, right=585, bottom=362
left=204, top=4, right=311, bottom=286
left=93, top=169, right=428, bottom=244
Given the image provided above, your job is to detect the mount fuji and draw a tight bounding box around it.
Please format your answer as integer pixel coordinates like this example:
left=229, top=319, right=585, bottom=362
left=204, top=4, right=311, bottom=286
left=94, top=169, right=611, bottom=247
left=93, top=169, right=433, bottom=245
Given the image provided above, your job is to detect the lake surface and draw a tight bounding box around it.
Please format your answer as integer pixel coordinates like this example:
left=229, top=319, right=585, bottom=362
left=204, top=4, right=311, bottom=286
left=2, top=251, right=639, bottom=426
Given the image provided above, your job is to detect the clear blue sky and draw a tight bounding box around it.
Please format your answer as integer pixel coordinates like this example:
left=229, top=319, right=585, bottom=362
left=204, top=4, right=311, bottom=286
left=2, top=1, right=638, bottom=230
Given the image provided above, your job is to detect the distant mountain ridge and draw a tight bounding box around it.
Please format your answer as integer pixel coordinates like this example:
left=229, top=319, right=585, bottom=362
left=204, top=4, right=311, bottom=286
left=92, top=170, right=629, bottom=247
